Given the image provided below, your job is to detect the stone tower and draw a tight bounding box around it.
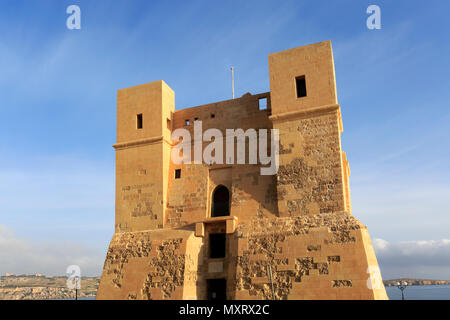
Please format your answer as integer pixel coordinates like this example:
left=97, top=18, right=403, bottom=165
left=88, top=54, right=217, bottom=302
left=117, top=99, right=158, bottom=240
left=97, top=41, right=388, bottom=300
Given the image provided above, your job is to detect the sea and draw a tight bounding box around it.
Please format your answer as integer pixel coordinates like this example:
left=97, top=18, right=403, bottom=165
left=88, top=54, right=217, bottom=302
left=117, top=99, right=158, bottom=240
left=385, top=284, right=450, bottom=300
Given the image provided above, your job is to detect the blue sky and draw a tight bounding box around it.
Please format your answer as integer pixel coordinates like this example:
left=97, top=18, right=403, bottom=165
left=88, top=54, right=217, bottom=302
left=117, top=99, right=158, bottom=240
left=0, top=1, right=449, bottom=278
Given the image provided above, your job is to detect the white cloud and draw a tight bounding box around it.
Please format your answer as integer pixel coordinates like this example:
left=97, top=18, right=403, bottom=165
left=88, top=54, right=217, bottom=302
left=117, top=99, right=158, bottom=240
left=373, top=238, right=388, bottom=250
left=374, top=238, right=450, bottom=280
left=0, top=225, right=104, bottom=277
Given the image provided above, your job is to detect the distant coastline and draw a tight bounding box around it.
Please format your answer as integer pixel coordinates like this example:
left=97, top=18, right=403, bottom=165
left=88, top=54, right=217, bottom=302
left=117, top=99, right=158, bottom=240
left=384, top=278, right=450, bottom=287
left=0, top=274, right=99, bottom=300
left=1, top=274, right=449, bottom=300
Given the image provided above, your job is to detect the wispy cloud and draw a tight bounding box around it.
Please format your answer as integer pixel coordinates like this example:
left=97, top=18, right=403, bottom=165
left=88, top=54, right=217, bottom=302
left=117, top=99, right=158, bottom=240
left=374, top=238, right=450, bottom=280
left=0, top=224, right=104, bottom=276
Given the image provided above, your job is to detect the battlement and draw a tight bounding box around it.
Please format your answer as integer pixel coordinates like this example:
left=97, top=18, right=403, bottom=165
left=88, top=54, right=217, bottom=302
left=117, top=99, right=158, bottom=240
left=172, top=92, right=272, bottom=133
left=269, top=40, right=338, bottom=115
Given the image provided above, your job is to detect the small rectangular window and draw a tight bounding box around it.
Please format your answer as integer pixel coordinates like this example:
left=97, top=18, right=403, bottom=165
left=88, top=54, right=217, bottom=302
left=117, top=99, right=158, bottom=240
left=210, top=114, right=215, bottom=119
left=185, top=119, right=190, bottom=126
left=167, top=118, right=171, bottom=130
left=209, top=233, right=226, bottom=258
left=194, top=117, right=199, bottom=121
left=258, top=97, right=267, bottom=110
left=137, top=114, right=143, bottom=129
left=296, top=76, right=307, bottom=98
left=175, top=169, right=181, bottom=179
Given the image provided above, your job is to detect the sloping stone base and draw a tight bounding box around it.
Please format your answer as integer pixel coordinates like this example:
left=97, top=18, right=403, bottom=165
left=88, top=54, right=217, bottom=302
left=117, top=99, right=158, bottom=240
left=231, top=212, right=388, bottom=300
left=97, top=212, right=387, bottom=300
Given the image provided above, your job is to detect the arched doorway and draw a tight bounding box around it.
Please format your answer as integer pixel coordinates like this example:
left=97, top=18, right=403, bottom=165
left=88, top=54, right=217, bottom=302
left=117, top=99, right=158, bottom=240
left=211, top=185, right=230, bottom=217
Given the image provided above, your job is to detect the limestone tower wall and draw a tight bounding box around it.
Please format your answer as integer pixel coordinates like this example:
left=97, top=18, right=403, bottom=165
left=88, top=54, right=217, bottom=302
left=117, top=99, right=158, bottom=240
left=113, top=80, right=174, bottom=232
left=268, top=41, right=351, bottom=216
left=97, top=40, right=387, bottom=300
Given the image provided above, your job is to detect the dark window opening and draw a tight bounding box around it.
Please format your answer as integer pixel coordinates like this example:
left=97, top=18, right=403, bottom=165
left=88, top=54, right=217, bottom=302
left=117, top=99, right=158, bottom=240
left=211, top=185, right=229, bottom=217
left=210, top=113, right=215, bottom=119
left=258, top=97, right=267, bottom=110
left=137, top=114, right=143, bottom=129
left=296, top=76, right=307, bottom=98
left=194, top=117, right=199, bottom=121
left=209, top=233, right=226, bottom=258
left=167, top=118, right=171, bottom=130
left=175, top=169, right=181, bottom=179
left=207, top=279, right=226, bottom=300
